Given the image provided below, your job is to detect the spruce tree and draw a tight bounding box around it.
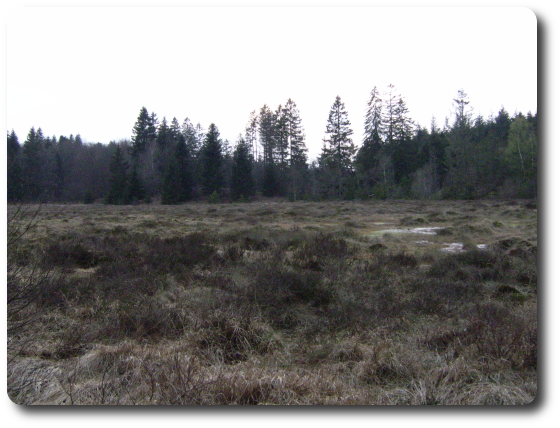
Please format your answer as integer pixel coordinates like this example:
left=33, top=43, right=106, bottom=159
left=258, top=105, right=276, bottom=166
left=356, top=87, right=384, bottom=196
left=363, top=87, right=383, bottom=146
left=262, top=163, right=278, bottom=197
left=274, top=104, right=289, bottom=170
left=156, top=117, right=171, bottom=150
left=444, top=89, right=477, bottom=198
left=106, top=145, right=129, bottom=204
left=231, top=136, right=255, bottom=200
left=392, top=96, right=416, bottom=187
left=182, top=118, right=200, bottom=155
left=258, top=105, right=280, bottom=196
left=321, top=95, right=356, bottom=198
left=7, top=130, right=24, bottom=202
left=170, top=118, right=183, bottom=145
left=201, top=123, right=224, bottom=196
left=131, top=107, right=152, bottom=158
left=283, top=99, right=307, bottom=200
left=22, top=127, right=45, bottom=200
left=127, top=164, right=146, bottom=202
left=381, top=84, right=399, bottom=146
left=245, top=110, right=259, bottom=161
left=161, top=139, right=192, bottom=204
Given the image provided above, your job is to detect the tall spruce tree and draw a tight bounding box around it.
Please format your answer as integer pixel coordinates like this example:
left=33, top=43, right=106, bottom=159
left=392, top=96, right=416, bottom=188
left=106, top=145, right=129, bottom=204
left=127, top=164, right=146, bottom=202
left=363, top=86, right=383, bottom=146
left=283, top=98, right=307, bottom=200
left=7, top=130, right=24, bottom=202
left=22, top=127, right=46, bottom=200
left=320, top=95, right=355, bottom=198
left=201, top=123, right=224, bottom=196
left=274, top=104, right=289, bottom=170
left=231, top=136, right=255, bottom=200
left=356, top=87, right=385, bottom=196
left=381, top=84, right=399, bottom=146
left=131, top=107, right=153, bottom=158
left=170, top=118, right=183, bottom=144
left=444, top=89, right=477, bottom=198
left=161, top=139, right=192, bottom=204
left=156, top=117, right=171, bottom=150
left=258, top=105, right=276, bottom=166
left=259, top=105, right=279, bottom=196
left=245, top=110, right=259, bottom=162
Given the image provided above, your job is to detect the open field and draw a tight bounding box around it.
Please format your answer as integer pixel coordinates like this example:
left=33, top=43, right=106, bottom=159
left=7, top=199, right=537, bottom=405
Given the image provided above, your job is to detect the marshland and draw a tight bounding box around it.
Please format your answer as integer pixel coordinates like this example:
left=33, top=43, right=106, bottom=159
left=7, top=199, right=537, bottom=405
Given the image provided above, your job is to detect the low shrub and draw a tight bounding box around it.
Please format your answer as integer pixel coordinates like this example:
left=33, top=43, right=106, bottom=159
left=197, top=314, right=278, bottom=364
left=44, top=241, right=101, bottom=269
left=469, top=301, right=537, bottom=370
left=147, top=233, right=216, bottom=272
left=101, top=297, right=187, bottom=341
left=251, top=267, right=331, bottom=310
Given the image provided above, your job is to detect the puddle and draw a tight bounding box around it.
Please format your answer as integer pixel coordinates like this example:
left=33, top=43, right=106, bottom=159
left=368, top=226, right=488, bottom=253
left=441, top=243, right=463, bottom=253
left=441, top=243, right=488, bottom=253
left=369, top=226, right=443, bottom=236
left=410, top=227, right=444, bottom=235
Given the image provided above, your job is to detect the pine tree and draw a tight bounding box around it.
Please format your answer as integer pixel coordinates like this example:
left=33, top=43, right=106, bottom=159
left=321, top=95, right=356, bottom=198
left=201, top=123, right=224, bottom=196
left=231, top=136, right=255, bottom=200
left=106, top=145, right=129, bottom=204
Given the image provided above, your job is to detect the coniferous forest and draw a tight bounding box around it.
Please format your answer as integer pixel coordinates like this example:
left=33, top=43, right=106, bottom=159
left=7, top=87, right=537, bottom=204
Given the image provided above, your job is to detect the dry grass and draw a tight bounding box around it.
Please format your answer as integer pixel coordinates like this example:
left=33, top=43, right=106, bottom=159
left=7, top=199, right=537, bottom=405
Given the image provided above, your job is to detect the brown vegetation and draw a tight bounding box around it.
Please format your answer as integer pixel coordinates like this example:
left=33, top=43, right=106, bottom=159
left=7, top=199, right=537, bottom=405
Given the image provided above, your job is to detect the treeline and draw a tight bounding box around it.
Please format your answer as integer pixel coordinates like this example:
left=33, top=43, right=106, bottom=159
left=6, top=86, right=537, bottom=204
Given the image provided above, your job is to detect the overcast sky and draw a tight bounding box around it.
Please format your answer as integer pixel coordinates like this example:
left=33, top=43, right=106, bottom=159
left=7, top=6, right=536, bottom=160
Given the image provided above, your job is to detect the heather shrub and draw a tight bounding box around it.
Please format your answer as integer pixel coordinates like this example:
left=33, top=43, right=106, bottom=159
left=44, top=241, right=101, bottom=269
left=251, top=267, right=331, bottom=309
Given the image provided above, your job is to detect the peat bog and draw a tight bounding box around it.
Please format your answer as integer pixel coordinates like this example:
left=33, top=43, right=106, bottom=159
left=7, top=199, right=537, bottom=405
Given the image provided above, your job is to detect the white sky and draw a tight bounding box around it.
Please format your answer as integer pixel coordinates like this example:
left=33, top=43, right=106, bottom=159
left=6, top=6, right=536, bottom=160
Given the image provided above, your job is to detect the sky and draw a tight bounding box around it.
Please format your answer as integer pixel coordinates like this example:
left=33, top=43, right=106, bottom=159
left=6, top=6, right=536, bottom=161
